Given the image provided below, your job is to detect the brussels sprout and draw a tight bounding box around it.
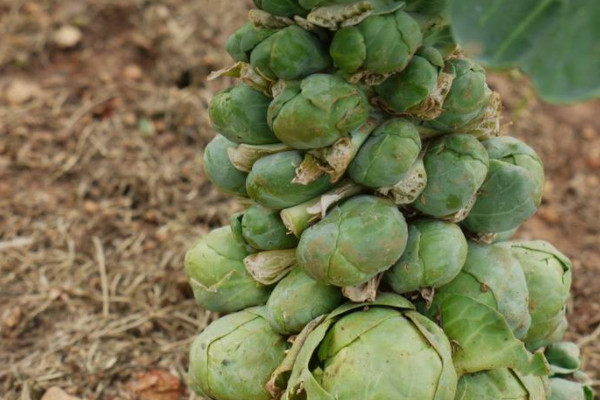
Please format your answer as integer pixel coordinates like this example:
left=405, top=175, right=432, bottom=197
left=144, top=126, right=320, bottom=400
left=549, top=379, right=594, bottom=400
left=266, top=268, right=343, bottom=334
left=268, top=74, right=370, bottom=149
left=297, top=195, right=408, bottom=287
left=413, top=134, right=489, bottom=220
left=377, top=155, right=428, bottom=204
left=385, top=219, right=467, bottom=294
left=270, top=294, right=457, bottom=400
left=294, top=115, right=382, bottom=185
left=249, top=25, right=331, bottom=81
left=231, top=205, right=299, bottom=250
left=203, top=135, right=249, bottom=197
left=507, top=241, right=572, bottom=350
left=209, top=84, right=277, bottom=145
left=246, top=151, right=333, bottom=209
left=426, top=243, right=549, bottom=376
left=184, top=227, right=272, bottom=313
left=254, top=0, right=307, bottom=17
left=348, top=118, right=422, bottom=188
left=375, top=47, right=453, bottom=119
left=432, top=242, right=531, bottom=339
left=463, top=137, right=545, bottom=234
left=330, top=9, right=422, bottom=76
left=225, top=23, right=276, bottom=63
left=428, top=58, right=492, bottom=132
left=545, top=342, right=581, bottom=375
left=188, top=307, right=289, bottom=400
left=455, top=368, right=548, bottom=400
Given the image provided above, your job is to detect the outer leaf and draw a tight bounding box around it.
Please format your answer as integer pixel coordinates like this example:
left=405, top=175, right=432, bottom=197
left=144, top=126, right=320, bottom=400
left=448, top=0, right=600, bottom=103
left=549, top=378, right=595, bottom=400
left=188, top=307, right=289, bottom=400
left=437, top=294, right=549, bottom=376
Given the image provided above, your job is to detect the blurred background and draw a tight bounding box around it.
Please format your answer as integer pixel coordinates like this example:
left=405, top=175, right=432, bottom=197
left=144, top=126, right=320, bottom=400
left=0, top=0, right=599, bottom=399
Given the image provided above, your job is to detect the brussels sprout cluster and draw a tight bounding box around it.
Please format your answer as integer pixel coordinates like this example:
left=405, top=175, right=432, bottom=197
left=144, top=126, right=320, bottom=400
left=185, top=2, right=592, bottom=399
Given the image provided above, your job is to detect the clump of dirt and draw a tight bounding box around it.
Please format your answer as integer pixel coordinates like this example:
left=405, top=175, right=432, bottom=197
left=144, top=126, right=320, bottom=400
left=0, top=1, right=598, bottom=399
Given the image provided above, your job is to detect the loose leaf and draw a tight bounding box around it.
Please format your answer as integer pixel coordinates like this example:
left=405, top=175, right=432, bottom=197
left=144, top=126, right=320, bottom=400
left=438, top=294, right=549, bottom=376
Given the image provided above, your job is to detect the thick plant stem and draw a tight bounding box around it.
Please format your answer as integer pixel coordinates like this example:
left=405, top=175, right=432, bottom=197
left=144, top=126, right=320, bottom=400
left=280, top=180, right=364, bottom=237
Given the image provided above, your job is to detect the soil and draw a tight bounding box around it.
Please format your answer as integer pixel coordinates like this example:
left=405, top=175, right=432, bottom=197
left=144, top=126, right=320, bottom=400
left=0, top=1, right=598, bottom=399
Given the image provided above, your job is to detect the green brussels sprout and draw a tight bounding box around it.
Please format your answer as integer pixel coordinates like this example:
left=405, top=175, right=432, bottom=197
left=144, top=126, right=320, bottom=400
left=330, top=9, right=422, bottom=75
left=203, top=135, right=249, bottom=197
left=428, top=58, right=492, bottom=132
left=375, top=46, right=450, bottom=117
left=209, top=84, right=277, bottom=145
left=455, top=368, right=548, bottom=400
left=188, top=307, right=289, bottom=400
left=266, top=268, right=343, bottom=334
left=432, top=242, right=532, bottom=339
left=268, top=74, right=370, bottom=149
left=249, top=25, right=331, bottom=81
left=413, top=134, right=489, bottom=220
left=271, top=294, right=457, bottom=400
left=545, top=342, right=581, bottom=375
left=507, top=241, right=573, bottom=350
left=253, top=0, right=307, bottom=17
left=231, top=205, right=299, bottom=250
left=384, top=219, right=467, bottom=294
left=246, top=151, right=333, bottom=209
left=549, top=379, right=594, bottom=400
left=225, top=23, right=276, bottom=63
left=426, top=242, right=549, bottom=376
left=463, top=137, right=545, bottom=234
left=297, top=195, right=408, bottom=287
left=184, top=227, right=272, bottom=313
left=348, top=118, right=422, bottom=188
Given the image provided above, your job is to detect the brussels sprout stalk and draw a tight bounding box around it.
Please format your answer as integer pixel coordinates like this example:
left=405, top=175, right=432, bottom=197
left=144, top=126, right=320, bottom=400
left=243, top=249, right=297, bottom=285
left=227, top=142, right=292, bottom=172
left=293, top=116, right=381, bottom=184
left=377, top=155, right=427, bottom=204
left=280, top=179, right=364, bottom=237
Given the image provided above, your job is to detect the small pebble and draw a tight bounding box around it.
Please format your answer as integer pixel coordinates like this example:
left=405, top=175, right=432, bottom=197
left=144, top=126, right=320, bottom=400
left=53, top=25, right=82, bottom=48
